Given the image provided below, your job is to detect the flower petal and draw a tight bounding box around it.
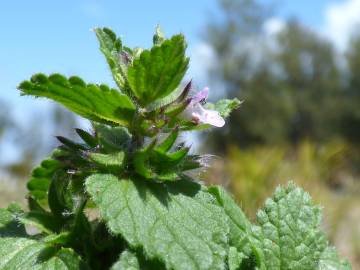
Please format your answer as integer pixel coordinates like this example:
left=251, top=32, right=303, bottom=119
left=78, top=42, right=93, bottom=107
left=191, top=87, right=209, bottom=104
left=192, top=105, right=225, bottom=127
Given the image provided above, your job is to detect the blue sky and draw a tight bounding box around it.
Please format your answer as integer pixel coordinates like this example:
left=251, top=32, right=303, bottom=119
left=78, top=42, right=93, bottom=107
left=1, top=0, right=359, bottom=162
left=0, top=0, right=345, bottom=106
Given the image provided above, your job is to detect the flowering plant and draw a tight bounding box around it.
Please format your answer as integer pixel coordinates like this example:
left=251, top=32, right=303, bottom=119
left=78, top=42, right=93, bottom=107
left=0, top=27, right=351, bottom=270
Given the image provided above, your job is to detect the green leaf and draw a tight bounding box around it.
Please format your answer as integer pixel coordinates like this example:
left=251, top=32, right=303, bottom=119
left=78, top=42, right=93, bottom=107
left=319, top=247, right=351, bottom=270
left=111, top=250, right=164, bottom=270
left=252, top=183, right=328, bottom=270
left=111, top=250, right=141, bottom=270
left=27, top=156, right=63, bottom=205
left=228, top=247, right=247, bottom=270
left=75, top=128, right=97, bottom=148
left=94, top=124, right=131, bottom=151
left=205, top=98, right=241, bottom=118
left=0, top=208, right=26, bottom=237
left=0, top=238, right=87, bottom=269
left=18, top=74, right=135, bottom=127
left=154, top=128, right=179, bottom=153
left=153, top=25, right=165, bottom=46
left=89, top=152, right=125, bottom=169
left=18, top=211, right=61, bottom=235
left=86, top=174, right=229, bottom=270
left=128, top=34, right=189, bottom=105
left=208, top=186, right=254, bottom=258
left=94, top=27, right=130, bottom=93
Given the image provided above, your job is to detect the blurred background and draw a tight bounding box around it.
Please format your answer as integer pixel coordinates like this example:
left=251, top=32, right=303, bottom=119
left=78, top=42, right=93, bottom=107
left=1, top=0, right=359, bottom=267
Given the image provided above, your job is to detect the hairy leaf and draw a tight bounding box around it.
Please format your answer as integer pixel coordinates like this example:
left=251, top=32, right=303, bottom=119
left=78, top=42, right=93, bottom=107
left=18, top=74, right=135, bottom=126
left=319, top=247, right=351, bottom=270
left=94, top=124, right=131, bottom=151
left=205, top=98, right=242, bottom=118
left=252, top=183, right=328, bottom=270
left=89, top=152, right=125, bottom=167
left=128, top=34, right=189, bottom=105
left=27, top=156, right=63, bottom=205
left=153, top=25, right=165, bottom=46
left=208, top=186, right=254, bottom=258
left=0, top=208, right=85, bottom=269
left=112, top=250, right=140, bottom=270
left=0, top=238, right=86, bottom=270
left=94, top=28, right=131, bottom=95
left=86, top=174, right=229, bottom=270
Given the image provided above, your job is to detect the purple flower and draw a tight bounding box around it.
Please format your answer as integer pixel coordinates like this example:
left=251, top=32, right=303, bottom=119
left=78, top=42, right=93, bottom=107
left=181, top=87, right=225, bottom=127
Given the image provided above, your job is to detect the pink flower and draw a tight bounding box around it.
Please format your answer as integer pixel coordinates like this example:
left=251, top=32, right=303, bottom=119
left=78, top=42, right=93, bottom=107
left=181, top=87, right=225, bottom=127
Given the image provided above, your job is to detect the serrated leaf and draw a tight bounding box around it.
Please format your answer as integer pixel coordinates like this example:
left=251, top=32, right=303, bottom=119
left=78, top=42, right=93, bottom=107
left=205, top=98, right=241, bottom=118
left=0, top=208, right=27, bottom=237
left=319, top=247, right=351, bottom=270
left=252, top=183, right=328, bottom=270
left=153, top=25, right=165, bottom=46
left=228, top=247, right=246, bottom=270
left=112, top=250, right=165, bottom=270
left=0, top=238, right=87, bottom=269
left=94, top=28, right=130, bottom=93
left=27, top=156, right=64, bottom=205
left=112, top=250, right=140, bottom=270
left=208, top=186, right=254, bottom=258
left=18, top=74, right=135, bottom=127
left=86, top=174, right=229, bottom=270
left=94, top=124, right=131, bottom=152
left=128, top=34, right=189, bottom=106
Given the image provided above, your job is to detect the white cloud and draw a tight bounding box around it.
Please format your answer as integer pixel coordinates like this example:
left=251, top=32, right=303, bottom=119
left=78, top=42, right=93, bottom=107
left=188, top=42, right=216, bottom=85
left=323, top=0, right=360, bottom=51
left=263, top=17, right=285, bottom=36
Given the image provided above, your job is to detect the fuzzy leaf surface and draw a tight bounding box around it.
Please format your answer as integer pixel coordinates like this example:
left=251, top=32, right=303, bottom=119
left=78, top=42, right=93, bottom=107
left=208, top=186, right=254, bottom=258
left=252, top=183, right=328, bottom=270
left=127, top=35, right=189, bottom=105
left=94, top=28, right=129, bottom=92
left=18, top=74, right=135, bottom=127
left=0, top=238, right=86, bottom=270
left=111, top=250, right=141, bottom=270
left=205, top=98, right=241, bottom=118
left=86, top=174, right=229, bottom=270
left=0, top=209, right=86, bottom=269
left=319, top=247, right=351, bottom=270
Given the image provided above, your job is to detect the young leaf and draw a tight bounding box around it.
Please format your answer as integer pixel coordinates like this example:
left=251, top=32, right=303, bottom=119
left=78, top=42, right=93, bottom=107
left=154, top=128, right=179, bottom=153
left=153, top=25, right=165, bottom=46
left=86, top=174, right=229, bottom=270
left=205, top=98, right=242, bottom=118
left=18, top=74, right=135, bottom=127
left=94, top=124, right=131, bottom=151
left=94, top=28, right=125, bottom=89
left=75, top=128, right=98, bottom=148
left=89, top=152, right=125, bottom=168
left=27, top=156, right=64, bottom=205
left=252, top=183, right=328, bottom=270
left=127, top=34, right=189, bottom=106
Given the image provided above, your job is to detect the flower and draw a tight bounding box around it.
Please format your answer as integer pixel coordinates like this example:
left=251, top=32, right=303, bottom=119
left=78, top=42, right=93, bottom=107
left=181, top=87, right=225, bottom=127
